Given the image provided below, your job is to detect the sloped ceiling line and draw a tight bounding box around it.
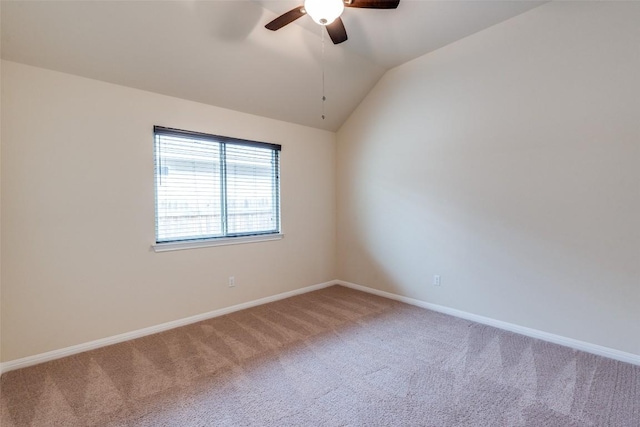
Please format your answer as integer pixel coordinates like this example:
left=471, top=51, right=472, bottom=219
left=0, top=1, right=544, bottom=131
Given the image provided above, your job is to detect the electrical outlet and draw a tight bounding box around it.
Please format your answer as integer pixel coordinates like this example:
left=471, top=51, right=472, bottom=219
left=228, top=276, right=235, bottom=287
left=433, top=275, right=441, bottom=286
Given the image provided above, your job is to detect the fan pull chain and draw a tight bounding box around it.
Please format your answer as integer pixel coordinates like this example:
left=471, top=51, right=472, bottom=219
left=321, top=27, right=326, bottom=120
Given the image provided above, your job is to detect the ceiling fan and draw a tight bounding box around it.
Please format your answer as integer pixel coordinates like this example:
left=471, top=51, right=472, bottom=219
left=265, top=0, right=400, bottom=45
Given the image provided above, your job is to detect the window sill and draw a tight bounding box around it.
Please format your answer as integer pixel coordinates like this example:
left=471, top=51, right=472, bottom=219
left=152, top=233, right=284, bottom=253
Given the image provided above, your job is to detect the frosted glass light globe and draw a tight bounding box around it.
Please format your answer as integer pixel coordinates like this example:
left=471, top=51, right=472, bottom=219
left=304, top=0, right=345, bottom=26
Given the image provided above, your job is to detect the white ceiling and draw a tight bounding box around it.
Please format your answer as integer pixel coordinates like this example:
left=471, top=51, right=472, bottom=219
left=1, top=0, right=545, bottom=131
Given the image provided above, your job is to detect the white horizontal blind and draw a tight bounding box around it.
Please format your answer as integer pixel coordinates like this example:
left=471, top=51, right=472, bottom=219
left=154, top=127, right=280, bottom=244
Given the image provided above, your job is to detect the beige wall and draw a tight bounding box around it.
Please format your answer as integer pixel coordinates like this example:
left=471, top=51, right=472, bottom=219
left=2, top=1, right=639, bottom=364
left=1, top=61, right=336, bottom=362
left=337, top=2, right=640, bottom=355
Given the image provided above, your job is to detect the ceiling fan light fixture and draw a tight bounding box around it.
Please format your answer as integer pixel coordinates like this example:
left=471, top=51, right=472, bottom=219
left=304, top=0, right=345, bottom=25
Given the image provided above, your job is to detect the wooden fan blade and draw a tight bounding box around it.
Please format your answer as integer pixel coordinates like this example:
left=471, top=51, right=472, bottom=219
left=265, top=6, right=306, bottom=31
left=345, top=0, right=400, bottom=9
left=326, top=17, right=348, bottom=44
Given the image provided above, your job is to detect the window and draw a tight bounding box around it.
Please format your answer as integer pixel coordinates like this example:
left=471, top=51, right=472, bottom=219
left=153, top=126, right=281, bottom=247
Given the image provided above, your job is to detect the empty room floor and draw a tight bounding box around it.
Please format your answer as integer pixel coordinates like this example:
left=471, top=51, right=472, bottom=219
left=1, top=286, right=638, bottom=426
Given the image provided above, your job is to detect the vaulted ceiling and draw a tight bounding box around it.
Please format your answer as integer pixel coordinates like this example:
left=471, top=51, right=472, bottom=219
left=1, top=1, right=545, bottom=131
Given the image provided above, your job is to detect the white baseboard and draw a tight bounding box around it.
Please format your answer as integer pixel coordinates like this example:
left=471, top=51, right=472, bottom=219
left=3, top=279, right=637, bottom=375
left=337, top=280, right=640, bottom=366
left=0, top=280, right=338, bottom=375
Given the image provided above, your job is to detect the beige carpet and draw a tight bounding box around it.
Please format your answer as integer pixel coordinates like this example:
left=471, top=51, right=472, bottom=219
left=1, top=285, right=638, bottom=426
